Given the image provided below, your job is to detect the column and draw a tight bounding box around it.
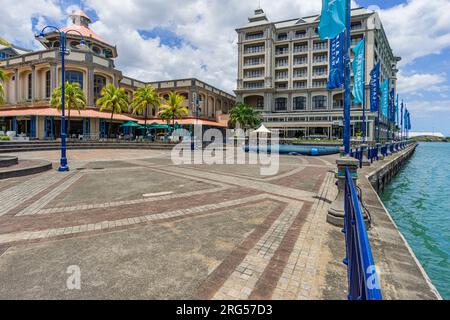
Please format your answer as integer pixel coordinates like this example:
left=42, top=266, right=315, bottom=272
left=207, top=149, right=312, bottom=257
left=327, top=157, right=360, bottom=227
left=49, top=63, right=58, bottom=94
left=31, top=65, right=36, bottom=101
left=87, top=67, right=94, bottom=107
left=14, top=69, right=19, bottom=103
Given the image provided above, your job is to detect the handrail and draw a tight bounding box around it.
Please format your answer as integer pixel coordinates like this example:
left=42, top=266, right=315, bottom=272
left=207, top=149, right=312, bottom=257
left=344, top=166, right=382, bottom=300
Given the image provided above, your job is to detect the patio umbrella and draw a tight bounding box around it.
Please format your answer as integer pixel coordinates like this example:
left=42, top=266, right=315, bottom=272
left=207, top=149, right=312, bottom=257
left=120, top=121, right=140, bottom=127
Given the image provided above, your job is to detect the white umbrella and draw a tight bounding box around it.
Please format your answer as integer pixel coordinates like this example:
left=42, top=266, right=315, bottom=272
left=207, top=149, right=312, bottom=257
left=253, top=124, right=272, bottom=134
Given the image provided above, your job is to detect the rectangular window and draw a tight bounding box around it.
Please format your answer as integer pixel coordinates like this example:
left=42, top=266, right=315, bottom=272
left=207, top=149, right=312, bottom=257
left=244, top=45, right=264, bottom=54
left=293, top=44, right=308, bottom=53
left=275, top=46, right=289, bottom=55
left=294, top=57, right=307, bottom=65
left=293, top=68, right=307, bottom=78
left=246, top=32, right=264, bottom=40
left=313, top=41, right=328, bottom=51
left=244, top=82, right=264, bottom=89
left=295, top=30, right=307, bottom=39
left=293, top=81, right=307, bottom=89
left=45, top=71, right=51, bottom=98
left=27, top=73, right=32, bottom=101
left=275, top=71, right=288, bottom=79
left=277, top=33, right=288, bottom=41
left=275, top=98, right=287, bottom=111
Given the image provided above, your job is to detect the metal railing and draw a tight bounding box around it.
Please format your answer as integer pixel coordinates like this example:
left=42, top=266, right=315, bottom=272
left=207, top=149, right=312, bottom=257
left=343, top=166, right=382, bottom=300
left=349, top=140, right=412, bottom=167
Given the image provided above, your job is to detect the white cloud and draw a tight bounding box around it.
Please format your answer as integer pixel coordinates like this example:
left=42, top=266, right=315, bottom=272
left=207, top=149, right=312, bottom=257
left=82, top=0, right=329, bottom=93
left=378, top=0, right=450, bottom=64
left=0, top=0, right=63, bottom=49
left=406, top=99, right=450, bottom=116
left=1, top=0, right=450, bottom=96
left=397, top=71, right=449, bottom=94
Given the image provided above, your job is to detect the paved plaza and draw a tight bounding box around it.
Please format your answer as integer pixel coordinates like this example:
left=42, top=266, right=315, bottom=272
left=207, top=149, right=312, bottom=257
left=0, top=148, right=347, bottom=299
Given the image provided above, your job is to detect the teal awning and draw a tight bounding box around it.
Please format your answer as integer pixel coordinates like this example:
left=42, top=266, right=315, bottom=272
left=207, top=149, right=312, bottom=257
left=120, top=121, right=140, bottom=127
left=146, top=123, right=170, bottom=129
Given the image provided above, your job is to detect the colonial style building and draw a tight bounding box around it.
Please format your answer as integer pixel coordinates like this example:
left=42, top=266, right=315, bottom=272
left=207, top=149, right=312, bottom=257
left=0, top=10, right=234, bottom=139
left=235, top=7, right=400, bottom=141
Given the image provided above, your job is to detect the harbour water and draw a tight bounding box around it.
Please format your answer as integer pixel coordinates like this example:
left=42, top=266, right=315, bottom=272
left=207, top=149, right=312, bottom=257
left=381, top=142, right=450, bottom=299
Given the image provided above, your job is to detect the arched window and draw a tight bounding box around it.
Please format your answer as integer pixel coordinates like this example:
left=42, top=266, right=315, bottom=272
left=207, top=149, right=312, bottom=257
left=65, top=70, right=83, bottom=88
left=94, top=75, right=107, bottom=101
left=293, top=96, right=306, bottom=110
left=70, top=41, right=80, bottom=49
left=275, top=97, right=287, bottom=111
left=312, top=95, right=327, bottom=109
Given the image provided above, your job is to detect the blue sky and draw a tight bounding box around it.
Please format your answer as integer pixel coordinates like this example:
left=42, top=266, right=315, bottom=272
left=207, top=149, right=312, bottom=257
left=1, top=0, right=449, bottom=135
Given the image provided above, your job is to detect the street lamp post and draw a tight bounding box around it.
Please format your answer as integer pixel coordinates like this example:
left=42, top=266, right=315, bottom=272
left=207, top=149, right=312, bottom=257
left=35, top=27, right=86, bottom=172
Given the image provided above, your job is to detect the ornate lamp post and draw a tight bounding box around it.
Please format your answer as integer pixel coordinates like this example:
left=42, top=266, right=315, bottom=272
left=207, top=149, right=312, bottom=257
left=35, top=27, right=86, bottom=172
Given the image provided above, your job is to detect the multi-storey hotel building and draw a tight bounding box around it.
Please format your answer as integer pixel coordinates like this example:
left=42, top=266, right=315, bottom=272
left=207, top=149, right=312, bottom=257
left=0, top=10, right=234, bottom=139
left=235, top=7, right=400, bottom=141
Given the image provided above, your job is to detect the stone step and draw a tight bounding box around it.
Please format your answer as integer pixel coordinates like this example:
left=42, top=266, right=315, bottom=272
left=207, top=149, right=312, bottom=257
left=0, top=159, right=52, bottom=179
left=0, top=144, right=175, bottom=153
left=0, top=156, right=19, bottom=167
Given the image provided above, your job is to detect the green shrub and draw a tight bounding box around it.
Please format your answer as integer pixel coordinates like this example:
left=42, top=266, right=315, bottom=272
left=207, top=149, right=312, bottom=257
left=0, top=135, right=10, bottom=141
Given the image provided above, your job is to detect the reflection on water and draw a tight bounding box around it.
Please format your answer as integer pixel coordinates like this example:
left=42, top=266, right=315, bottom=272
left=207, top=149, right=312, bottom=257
left=381, top=142, right=450, bottom=299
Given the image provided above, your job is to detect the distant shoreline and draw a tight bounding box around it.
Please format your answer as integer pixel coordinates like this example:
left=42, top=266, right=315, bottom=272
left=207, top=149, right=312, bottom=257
left=411, top=137, right=449, bottom=142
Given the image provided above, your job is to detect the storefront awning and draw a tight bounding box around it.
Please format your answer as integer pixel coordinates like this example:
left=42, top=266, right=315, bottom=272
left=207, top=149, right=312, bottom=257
left=0, top=107, right=138, bottom=122
left=136, top=118, right=227, bottom=128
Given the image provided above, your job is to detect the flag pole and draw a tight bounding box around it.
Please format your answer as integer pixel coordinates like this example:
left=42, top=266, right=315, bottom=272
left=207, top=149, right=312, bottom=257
left=343, top=0, right=351, bottom=155
left=362, top=37, right=366, bottom=143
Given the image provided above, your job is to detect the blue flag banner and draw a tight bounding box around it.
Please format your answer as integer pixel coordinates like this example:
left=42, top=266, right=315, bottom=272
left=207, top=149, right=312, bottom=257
left=389, top=89, right=395, bottom=122
left=369, top=63, right=380, bottom=112
left=395, top=94, right=399, bottom=125
left=318, top=0, right=347, bottom=40
left=328, top=32, right=344, bottom=89
left=407, top=112, right=412, bottom=130
left=381, top=80, right=389, bottom=118
left=352, top=38, right=365, bottom=104
left=400, top=101, right=404, bottom=127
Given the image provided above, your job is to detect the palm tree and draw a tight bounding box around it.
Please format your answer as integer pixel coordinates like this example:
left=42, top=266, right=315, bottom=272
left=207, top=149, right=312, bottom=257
left=50, top=82, right=86, bottom=137
left=229, top=102, right=262, bottom=129
left=0, top=38, right=10, bottom=47
left=96, top=84, right=129, bottom=138
left=0, top=38, right=11, bottom=104
left=0, top=69, right=7, bottom=105
left=131, top=85, right=161, bottom=139
left=159, top=92, right=189, bottom=133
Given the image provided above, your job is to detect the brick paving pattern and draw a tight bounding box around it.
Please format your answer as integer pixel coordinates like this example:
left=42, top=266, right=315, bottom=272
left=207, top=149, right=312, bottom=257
left=0, top=148, right=341, bottom=299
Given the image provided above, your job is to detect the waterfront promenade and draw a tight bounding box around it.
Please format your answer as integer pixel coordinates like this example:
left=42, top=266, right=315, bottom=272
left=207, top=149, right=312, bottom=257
left=0, top=147, right=440, bottom=299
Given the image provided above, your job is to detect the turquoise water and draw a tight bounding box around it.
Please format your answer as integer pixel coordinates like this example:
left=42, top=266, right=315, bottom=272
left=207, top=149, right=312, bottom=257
left=381, top=142, right=450, bottom=299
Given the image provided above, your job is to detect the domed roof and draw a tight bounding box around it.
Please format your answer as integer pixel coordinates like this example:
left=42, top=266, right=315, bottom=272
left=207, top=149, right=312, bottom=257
left=63, top=9, right=108, bottom=45
left=38, top=9, right=117, bottom=58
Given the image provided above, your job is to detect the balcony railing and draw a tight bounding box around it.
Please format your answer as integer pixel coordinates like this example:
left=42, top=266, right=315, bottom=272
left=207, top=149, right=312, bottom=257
left=244, top=47, right=265, bottom=54
left=294, top=32, right=307, bottom=39
left=343, top=166, right=382, bottom=300
left=294, top=60, right=307, bottom=65
left=275, top=49, right=289, bottom=55
left=313, top=44, right=328, bottom=51
left=293, top=47, right=308, bottom=53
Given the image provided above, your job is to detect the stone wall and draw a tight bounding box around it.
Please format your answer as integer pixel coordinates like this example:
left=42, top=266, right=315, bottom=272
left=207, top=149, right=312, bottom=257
left=368, top=143, right=417, bottom=193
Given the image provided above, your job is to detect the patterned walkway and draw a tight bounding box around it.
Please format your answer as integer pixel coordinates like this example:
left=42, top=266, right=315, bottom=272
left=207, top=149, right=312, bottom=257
left=0, top=149, right=342, bottom=299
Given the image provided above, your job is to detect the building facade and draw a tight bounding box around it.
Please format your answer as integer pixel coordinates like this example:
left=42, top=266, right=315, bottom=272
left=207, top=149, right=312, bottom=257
left=235, top=7, right=400, bottom=141
left=0, top=10, right=234, bottom=139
